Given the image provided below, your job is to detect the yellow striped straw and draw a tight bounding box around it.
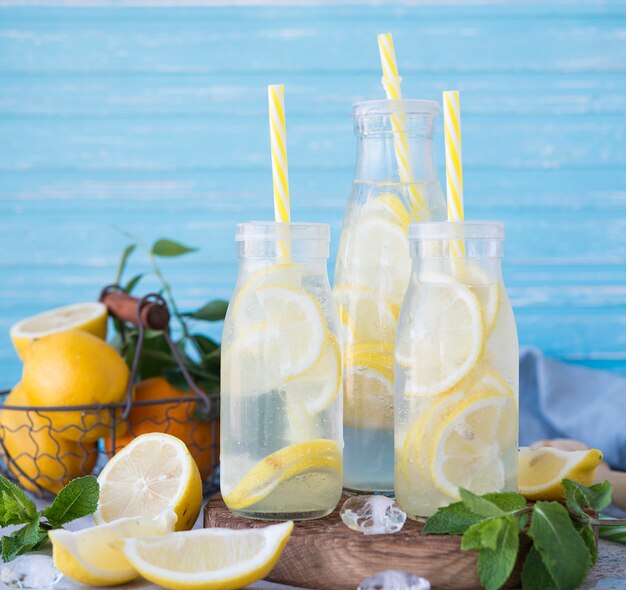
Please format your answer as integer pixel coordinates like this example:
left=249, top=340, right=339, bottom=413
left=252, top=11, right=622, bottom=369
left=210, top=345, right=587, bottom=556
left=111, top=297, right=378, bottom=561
left=377, top=32, right=427, bottom=219
left=268, top=84, right=290, bottom=257
left=443, top=89, right=465, bottom=256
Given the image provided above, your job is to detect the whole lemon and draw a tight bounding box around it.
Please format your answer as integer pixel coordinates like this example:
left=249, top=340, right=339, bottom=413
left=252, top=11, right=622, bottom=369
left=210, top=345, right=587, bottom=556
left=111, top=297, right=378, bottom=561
left=0, top=384, right=98, bottom=494
left=22, top=330, right=130, bottom=442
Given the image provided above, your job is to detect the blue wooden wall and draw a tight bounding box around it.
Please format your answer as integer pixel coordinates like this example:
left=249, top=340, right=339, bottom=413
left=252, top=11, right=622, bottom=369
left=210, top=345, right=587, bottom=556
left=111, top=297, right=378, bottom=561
left=1, top=2, right=626, bottom=390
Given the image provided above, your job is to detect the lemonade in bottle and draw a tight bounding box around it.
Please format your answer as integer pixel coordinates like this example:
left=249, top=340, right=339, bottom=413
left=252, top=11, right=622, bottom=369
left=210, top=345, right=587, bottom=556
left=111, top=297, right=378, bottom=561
left=220, top=222, right=343, bottom=520
left=394, top=222, right=519, bottom=518
left=334, top=100, right=445, bottom=493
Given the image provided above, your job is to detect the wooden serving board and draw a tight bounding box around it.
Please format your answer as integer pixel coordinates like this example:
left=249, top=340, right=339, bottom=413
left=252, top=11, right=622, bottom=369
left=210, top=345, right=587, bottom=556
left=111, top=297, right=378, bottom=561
left=204, top=495, right=525, bottom=590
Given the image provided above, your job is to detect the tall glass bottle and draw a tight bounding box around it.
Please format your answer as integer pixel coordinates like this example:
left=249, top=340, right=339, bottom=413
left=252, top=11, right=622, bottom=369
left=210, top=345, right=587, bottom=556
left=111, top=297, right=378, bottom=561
left=221, top=222, right=343, bottom=520
left=334, top=100, right=446, bottom=493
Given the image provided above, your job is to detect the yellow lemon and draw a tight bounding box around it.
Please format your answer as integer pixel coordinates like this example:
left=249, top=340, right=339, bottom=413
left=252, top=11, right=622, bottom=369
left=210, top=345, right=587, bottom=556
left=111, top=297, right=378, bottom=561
left=10, top=302, right=108, bottom=360
left=120, top=522, right=293, bottom=590
left=49, top=511, right=177, bottom=586
left=21, top=330, right=130, bottom=442
left=0, top=384, right=97, bottom=494
left=518, top=446, right=603, bottom=501
left=94, top=433, right=203, bottom=532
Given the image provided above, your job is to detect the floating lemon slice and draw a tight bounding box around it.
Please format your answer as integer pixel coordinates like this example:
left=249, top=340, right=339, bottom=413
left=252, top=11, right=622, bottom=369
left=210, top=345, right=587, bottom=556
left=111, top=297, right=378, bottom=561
left=120, top=522, right=294, bottom=590
left=10, top=302, right=108, bottom=360
left=343, top=364, right=394, bottom=431
left=430, top=393, right=517, bottom=499
left=518, top=446, right=603, bottom=501
left=452, top=261, right=500, bottom=333
left=396, top=273, right=484, bottom=397
left=223, top=440, right=341, bottom=511
left=49, top=512, right=177, bottom=586
left=94, top=433, right=203, bottom=532
left=363, top=192, right=412, bottom=229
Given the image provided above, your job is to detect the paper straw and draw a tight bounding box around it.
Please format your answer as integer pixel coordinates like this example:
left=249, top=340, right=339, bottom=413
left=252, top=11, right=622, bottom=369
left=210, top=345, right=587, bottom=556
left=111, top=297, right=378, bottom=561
left=443, top=89, right=465, bottom=256
left=268, top=84, right=290, bottom=257
left=377, top=33, right=427, bottom=220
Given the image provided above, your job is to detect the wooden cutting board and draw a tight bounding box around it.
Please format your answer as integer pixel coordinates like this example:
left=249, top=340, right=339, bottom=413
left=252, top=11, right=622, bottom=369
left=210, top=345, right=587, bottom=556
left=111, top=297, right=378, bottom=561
left=204, top=495, right=525, bottom=590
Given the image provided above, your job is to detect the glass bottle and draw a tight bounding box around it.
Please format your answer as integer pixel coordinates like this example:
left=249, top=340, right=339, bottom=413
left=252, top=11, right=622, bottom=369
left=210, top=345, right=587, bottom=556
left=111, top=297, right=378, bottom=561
left=395, top=221, right=519, bottom=518
left=334, top=100, right=446, bottom=493
left=221, top=222, right=343, bottom=520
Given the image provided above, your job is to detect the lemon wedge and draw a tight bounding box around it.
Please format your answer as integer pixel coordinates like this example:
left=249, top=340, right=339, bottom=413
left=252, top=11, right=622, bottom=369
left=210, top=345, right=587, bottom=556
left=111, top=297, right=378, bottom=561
left=10, top=302, right=108, bottom=360
left=94, top=433, right=203, bottom=531
left=518, top=446, right=603, bottom=501
left=223, top=439, right=341, bottom=511
left=396, top=272, right=484, bottom=396
left=49, top=511, right=176, bottom=586
left=120, top=522, right=294, bottom=590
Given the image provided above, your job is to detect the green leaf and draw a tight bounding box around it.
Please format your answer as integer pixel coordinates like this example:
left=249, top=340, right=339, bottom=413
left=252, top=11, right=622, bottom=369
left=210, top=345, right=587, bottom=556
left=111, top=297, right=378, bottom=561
left=475, top=517, right=519, bottom=590
left=459, top=488, right=507, bottom=518
left=185, top=300, right=229, bottom=322
left=462, top=518, right=505, bottom=551
left=125, top=273, right=144, bottom=294
left=115, top=243, right=136, bottom=283
left=1, top=516, right=47, bottom=562
left=192, top=334, right=219, bottom=355
left=576, top=523, right=598, bottom=565
left=521, top=545, right=557, bottom=590
left=43, top=476, right=99, bottom=528
left=563, top=479, right=612, bottom=517
left=527, top=501, right=592, bottom=590
left=151, top=239, right=197, bottom=257
left=0, top=476, right=37, bottom=526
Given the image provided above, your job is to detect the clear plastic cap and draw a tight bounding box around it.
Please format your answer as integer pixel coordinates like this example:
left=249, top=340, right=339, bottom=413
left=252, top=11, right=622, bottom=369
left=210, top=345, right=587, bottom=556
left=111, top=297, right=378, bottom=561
left=235, top=221, right=330, bottom=259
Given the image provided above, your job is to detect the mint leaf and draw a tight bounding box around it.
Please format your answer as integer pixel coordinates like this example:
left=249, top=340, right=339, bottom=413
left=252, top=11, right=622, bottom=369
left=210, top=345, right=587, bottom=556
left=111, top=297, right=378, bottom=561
left=125, top=273, right=144, bottom=294
left=576, top=523, right=598, bottom=565
left=1, top=516, right=47, bottom=562
left=0, top=476, right=37, bottom=526
left=521, top=545, right=557, bottom=590
left=461, top=518, right=504, bottom=551
left=459, top=488, right=506, bottom=518
left=528, top=501, right=592, bottom=590
left=43, top=476, right=99, bottom=527
left=563, top=479, right=612, bottom=517
left=185, top=300, right=229, bottom=322
left=115, top=243, right=136, bottom=283
left=151, top=239, right=197, bottom=257
left=476, top=516, right=519, bottom=590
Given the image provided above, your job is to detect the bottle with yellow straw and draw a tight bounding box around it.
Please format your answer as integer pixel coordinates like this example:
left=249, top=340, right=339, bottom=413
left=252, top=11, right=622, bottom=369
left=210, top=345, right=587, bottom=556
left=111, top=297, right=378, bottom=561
left=220, top=84, right=343, bottom=520
left=393, top=90, right=519, bottom=519
left=334, top=33, right=446, bottom=494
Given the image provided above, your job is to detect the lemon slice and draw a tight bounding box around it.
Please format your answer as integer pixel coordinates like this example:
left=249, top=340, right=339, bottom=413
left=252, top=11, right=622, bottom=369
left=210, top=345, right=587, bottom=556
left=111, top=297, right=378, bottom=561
left=334, top=286, right=398, bottom=344
left=284, top=331, right=341, bottom=414
left=362, top=192, right=411, bottom=228
left=10, top=302, right=108, bottom=360
left=344, top=364, right=394, bottom=430
left=453, top=261, right=500, bottom=333
left=94, top=433, right=203, bottom=531
left=223, top=439, right=341, bottom=511
left=518, top=446, right=603, bottom=501
left=396, top=273, right=484, bottom=396
left=342, top=217, right=411, bottom=304
left=49, top=511, right=177, bottom=586
left=430, top=393, right=517, bottom=498
left=120, top=521, right=294, bottom=590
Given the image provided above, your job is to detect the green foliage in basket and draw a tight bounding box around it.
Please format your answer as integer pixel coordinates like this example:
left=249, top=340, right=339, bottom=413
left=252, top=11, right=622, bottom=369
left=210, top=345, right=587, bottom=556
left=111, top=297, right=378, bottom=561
left=111, top=234, right=227, bottom=406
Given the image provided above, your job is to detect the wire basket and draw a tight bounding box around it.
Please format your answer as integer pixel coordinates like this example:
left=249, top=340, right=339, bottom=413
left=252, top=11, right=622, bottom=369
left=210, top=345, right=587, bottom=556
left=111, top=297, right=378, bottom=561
left=0, top=288, right=220, bottom=498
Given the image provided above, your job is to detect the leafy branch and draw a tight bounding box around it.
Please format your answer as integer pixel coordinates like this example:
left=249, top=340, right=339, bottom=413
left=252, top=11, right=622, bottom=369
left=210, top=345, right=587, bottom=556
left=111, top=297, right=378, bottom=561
left=423, top=479, right=618, bottom=590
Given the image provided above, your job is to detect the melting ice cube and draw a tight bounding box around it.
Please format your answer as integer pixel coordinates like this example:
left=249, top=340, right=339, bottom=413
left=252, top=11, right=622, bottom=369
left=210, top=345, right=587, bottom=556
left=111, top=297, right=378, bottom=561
left=358, top=570, right=431, bottom=590
left=0, top=554, right=63, bottom=589
left=339, top=495, right=406, bottom=535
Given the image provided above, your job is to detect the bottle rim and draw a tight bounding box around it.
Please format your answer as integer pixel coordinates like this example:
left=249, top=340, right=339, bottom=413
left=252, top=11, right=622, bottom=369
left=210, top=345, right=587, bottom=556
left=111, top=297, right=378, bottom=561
left=408, top=221, right=505, bottom=241
left=352, top=99, right=440, bottom=119
left=236, top=221, right=330, bottom=242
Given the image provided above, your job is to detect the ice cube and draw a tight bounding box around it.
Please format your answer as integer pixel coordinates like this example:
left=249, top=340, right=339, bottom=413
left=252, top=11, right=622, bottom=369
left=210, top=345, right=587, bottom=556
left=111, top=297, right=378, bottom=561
left=0, top=554, right=63, bottom=589
left=358, top=570, right=431, bottom=590
left=339, top=495, right=406, bottom=535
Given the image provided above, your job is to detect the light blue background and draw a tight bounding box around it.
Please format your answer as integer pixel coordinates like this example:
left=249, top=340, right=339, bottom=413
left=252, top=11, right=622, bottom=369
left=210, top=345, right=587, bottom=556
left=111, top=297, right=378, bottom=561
left=1, top=2, right=626, bottom=390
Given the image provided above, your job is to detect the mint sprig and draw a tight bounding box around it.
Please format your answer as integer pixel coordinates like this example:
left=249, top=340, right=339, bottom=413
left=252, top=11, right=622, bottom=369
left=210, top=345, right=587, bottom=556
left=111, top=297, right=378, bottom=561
left=0, top=475, right=99, bottom=562
left=424, top=478, right=625, bottom=590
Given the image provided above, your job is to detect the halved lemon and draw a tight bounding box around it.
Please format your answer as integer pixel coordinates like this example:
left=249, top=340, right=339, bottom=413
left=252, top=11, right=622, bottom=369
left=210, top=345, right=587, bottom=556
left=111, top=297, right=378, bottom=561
left=223, top=439, right=341, bottom=511
left=94, top=433, right=203, bottom=531
left=49, top=511, right=176, bottom=586
left=10, top=302, right=108, bottom=360
left=430, top=393, right=517, bottom=498
left=518, top=446, right=603, bottom=501
left=396, top=273, right=484, bottom=396
left=120, top=521, right=293, bottom=590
